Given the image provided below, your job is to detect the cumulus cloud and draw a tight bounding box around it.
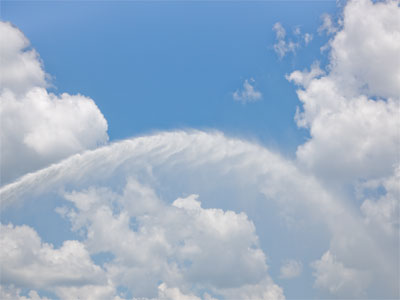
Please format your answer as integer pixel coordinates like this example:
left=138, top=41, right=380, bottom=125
left=287, top=0, right=400, bottom=297
left=279, top=260, right=303, bottom=279
left=1, top=129, right=397, bottom=298
left=311, top=251, right=370, bottom=297
left=360, top=165, right=400, bottom=236
left=288, top=0, right=400, bottom=183
left=295, top=91, right=399, bottom=181
left=0, top=22, right=47, bottom=95
left=0, top=286, right=50, bottom=300
left=217, top=277, right=284, bottom=300
left=233, top=78, right=262, bottom=103
left=157, top=283, right=202, bottom=300
left=330, top=0, right=400, bottom=99
left=0, top=21, right=108, bottom=185
left=286, top=62, right=324, bottom=88
left=0, top=223, right=114, bottom=299
left=0, top=132, right=302, bottom=298
left=2, top=146, right=292, bottom=300
left=58, top=182, right=276, bottom=299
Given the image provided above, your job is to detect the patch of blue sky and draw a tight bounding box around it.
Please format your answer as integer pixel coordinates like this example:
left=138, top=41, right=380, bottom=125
left=2, top=1, right=336, bottom=159
left=19, top=288, right=58, bottom=300
left=91, top=251, right=116, bottom=267
left=0, top=192, right=81, bottom=248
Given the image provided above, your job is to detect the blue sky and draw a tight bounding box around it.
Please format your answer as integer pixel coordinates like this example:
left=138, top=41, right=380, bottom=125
left=3, top=1, right=336, bottom=154
left=1, top=1, right=399, bottom=299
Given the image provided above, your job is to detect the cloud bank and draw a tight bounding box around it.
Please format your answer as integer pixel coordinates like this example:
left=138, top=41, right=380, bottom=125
left=287, top=0, right=399, bottom=297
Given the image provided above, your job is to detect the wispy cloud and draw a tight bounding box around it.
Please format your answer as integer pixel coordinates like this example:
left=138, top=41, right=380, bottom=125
left=279, top=260, right=303, bottom=279
left=304, top=33, right=313, bottom=45
left=233, top=78, right=262, bottom=103
left=318, top=13, right=338, bottom=35
left=273, top=22, right=298, bottom=58
left=273, top=22, right=313, bottom=58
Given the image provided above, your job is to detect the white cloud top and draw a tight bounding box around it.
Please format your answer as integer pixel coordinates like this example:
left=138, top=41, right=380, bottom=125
left=287, top=0, right=399, bottom=296
left=0, top=22, right=108, bottom=185
left=288, top=0, right=400, bottom=182
left=0, top=22, right=47, bottom=95
left=330, top=0, right=400, bottom=99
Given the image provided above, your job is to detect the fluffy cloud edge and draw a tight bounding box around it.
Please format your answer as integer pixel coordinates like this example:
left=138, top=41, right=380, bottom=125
left=0, top=21, right=109, bottom=185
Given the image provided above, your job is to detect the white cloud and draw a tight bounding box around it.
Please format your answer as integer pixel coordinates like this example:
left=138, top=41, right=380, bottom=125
left=279, top=260, right=303, bottom=279
left=295, top=90, right=399, bottom=181
left=0, top=131, right=317, bottom=298
left=311, top=251, right=370, bottom=297
left=1, top=129, right=397, bottom=298
left=233, top=78, right=262, bottom=103
left=360, top=165, right=400, bottom=236
left=0, top=223, right=114, bottom=299
left=286, top=0, right=400, bottom=297
left=329, top=0, right=400, bottom=99
left=217, top=277, right=284, bottom=300
left=0, top=21, right=108, bottom=185
left=58, top=183, right=275, bottom=299
left=0, top=286, right=50, bottom=300
left=272, top=22, right=312, bottom=58
left=288, top=0, right=400, bottom=183
left=0, top=22, right=47, bottom=95
left=53, top=284, right=117, bottom=300
left=1, top=1, right=400, bottom=298
left=273, top=22, right=286, bottom=40
left=286, top=62, right=324, bottom=88
left=273, top=22, right=297, bottom=58
left=293, top=26, right=301, bottom=36
left=157, top=283, right=202, bottom=300
left=303, top=33, right=313, bottom=45
left=293, top=27, right=313, bottom=46
left=318, top=14, right=338, bottom=35
left=1, top=87, right=109, bottom=185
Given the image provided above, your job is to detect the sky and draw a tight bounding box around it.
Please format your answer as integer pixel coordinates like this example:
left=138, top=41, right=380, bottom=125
left=0, top=0, right=399, bottom=299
